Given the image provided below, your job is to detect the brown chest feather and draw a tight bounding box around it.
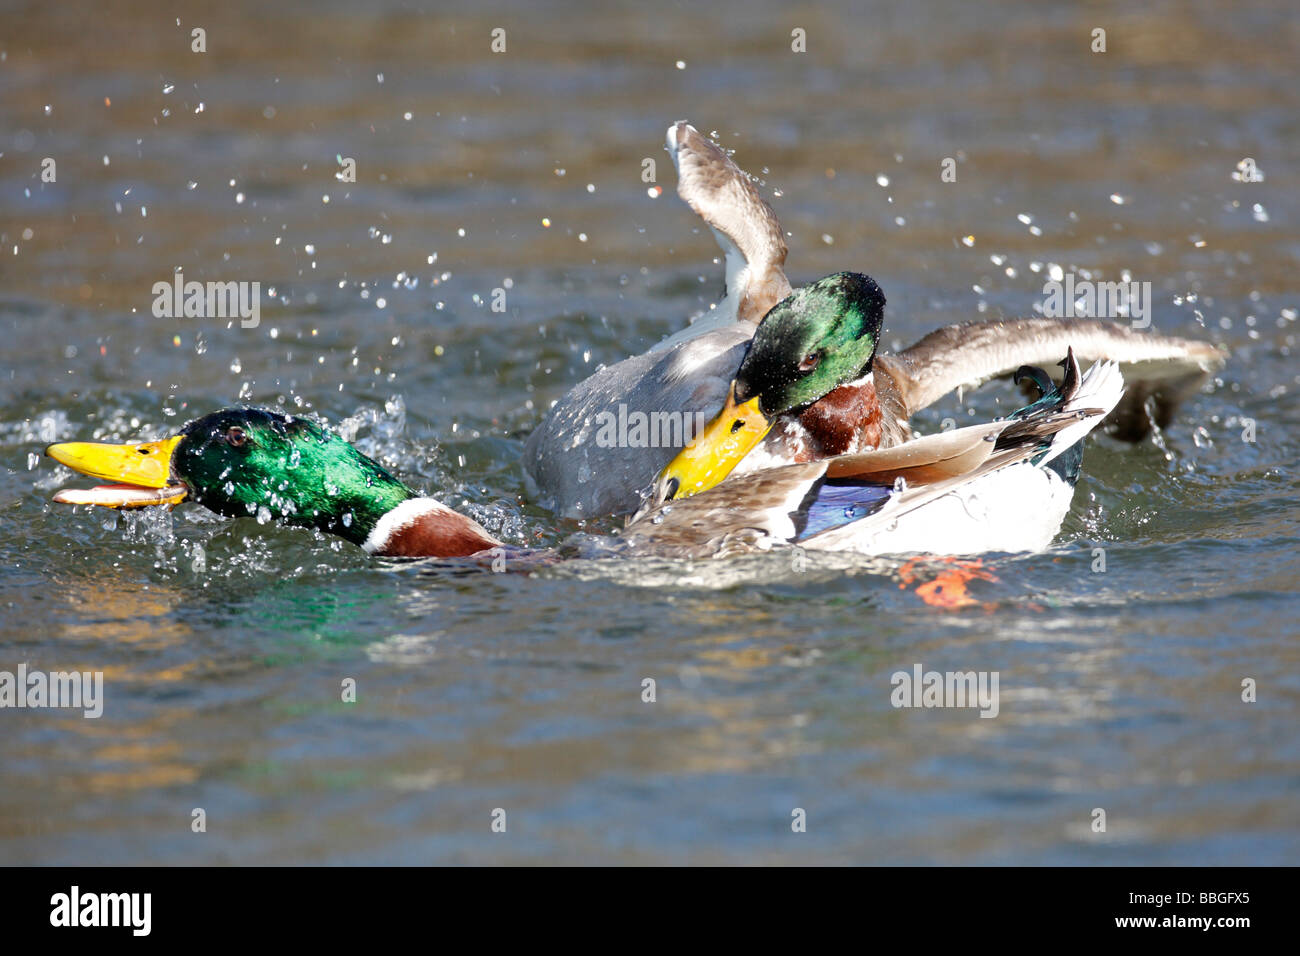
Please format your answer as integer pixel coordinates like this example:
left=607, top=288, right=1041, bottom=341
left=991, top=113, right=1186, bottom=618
left=794, top=379, right=884, bottom=458
left=377, top=509, right=500, bottom=558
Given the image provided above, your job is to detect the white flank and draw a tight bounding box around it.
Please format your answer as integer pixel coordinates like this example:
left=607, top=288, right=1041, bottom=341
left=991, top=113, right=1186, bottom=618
left=814, top=463, right=1077, bottom=556
left=362, top=498, right=461, bottom=554
left=810, top=361, right=1125, bottom=555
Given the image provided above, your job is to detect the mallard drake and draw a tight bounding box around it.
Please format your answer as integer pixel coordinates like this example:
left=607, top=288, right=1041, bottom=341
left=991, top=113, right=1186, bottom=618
left=622, top=273, right=1122, bottom=558
left=523, top=121, right=1225, bottom=519
left=46, top=409, right=503, bottom=559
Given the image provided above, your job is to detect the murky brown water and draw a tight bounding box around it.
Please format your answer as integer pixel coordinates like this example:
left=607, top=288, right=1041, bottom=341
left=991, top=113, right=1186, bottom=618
left=1, top=0, right=1297, bottom=863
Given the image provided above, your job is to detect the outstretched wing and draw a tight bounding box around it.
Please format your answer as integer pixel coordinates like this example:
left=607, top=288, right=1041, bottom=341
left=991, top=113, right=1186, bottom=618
left=874, top=317, right=1226, bottom=440
left=663, top=121, right=792, bottom=330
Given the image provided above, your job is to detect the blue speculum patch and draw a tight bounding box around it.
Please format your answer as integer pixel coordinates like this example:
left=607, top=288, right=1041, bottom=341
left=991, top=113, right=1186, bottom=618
left=798, top=480, right=894, bottom=539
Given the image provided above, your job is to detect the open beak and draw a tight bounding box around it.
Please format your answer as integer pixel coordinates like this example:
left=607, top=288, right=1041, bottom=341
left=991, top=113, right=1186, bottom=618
left=46, top=436, right=188, bottom=509
left=654, top=383, right=772, bottom=502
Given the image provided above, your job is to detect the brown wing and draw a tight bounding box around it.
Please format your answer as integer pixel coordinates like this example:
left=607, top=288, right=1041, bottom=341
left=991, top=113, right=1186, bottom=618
left=875, top=317, right=1226, bottom=440
left=669, top=121, right=792, bottom=323
left=623, top=461, right=827, bottom=558
left=824, top=421, right=1005, bottom=483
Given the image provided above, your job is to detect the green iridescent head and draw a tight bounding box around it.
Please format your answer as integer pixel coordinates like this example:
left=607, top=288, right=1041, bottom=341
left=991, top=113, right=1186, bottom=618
left=734, top=272, right=886, bottom=416
left=48, top=407, right=415, bottom=545
left=174, top=409, right=415, bottom=542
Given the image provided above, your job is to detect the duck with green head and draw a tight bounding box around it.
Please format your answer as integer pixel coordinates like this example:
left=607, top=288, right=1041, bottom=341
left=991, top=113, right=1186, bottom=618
left=46, top=408, right=502, bottom=558
left=631, top=267, right=1129, bottom=558
left=524, top=121, right=1225, bottom=521
left=658, top=271, right=887, bottom=502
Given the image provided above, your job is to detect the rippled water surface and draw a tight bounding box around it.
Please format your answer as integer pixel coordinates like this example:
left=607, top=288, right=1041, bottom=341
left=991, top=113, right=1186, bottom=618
left=2, top=0, right=1298, bottom=864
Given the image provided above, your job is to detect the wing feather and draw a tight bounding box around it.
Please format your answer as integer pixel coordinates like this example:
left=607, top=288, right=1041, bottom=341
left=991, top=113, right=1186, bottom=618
left=877, top=317, right=1225, bottom=439
left=666, top=122, right=792, bottom=325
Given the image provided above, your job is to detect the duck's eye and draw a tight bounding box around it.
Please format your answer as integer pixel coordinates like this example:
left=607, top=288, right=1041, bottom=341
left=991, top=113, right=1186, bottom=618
left=226, top=426, right=248, bottom=447
left=798, top=350, right=822, bottom=373
left=730, top=419, right=746, bottom=435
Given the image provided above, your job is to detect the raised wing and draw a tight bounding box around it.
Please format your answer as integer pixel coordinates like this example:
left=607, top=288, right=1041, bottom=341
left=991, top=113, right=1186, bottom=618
left=663, top=122, right=792, bottom=330
left=875, top=317, right=1225, bottom=439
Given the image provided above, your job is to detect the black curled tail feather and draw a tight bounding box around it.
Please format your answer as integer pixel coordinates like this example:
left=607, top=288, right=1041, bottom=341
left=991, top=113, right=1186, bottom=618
left=1012, top=363, right=1055, bottom=398
left=995, top=348, right=1095, bottom=454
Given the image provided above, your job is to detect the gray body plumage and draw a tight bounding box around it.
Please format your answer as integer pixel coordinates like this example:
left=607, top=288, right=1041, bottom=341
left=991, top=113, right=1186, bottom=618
left=523, top=324, right=751, bottom=517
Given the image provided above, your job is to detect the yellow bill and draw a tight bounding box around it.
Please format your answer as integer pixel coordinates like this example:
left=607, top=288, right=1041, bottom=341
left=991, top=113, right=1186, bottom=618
left=656, top=384, right=772, bottom=502
left=47, top=436, right=188, bottom=509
